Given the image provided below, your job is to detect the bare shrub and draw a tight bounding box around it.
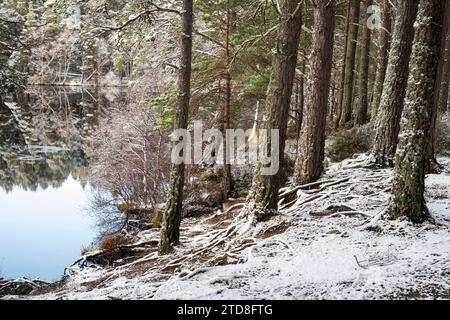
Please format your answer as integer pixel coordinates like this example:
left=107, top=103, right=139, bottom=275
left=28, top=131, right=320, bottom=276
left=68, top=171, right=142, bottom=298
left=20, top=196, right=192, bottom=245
left=80, top=244, right=96, bottom=256
left=88, top=191, right=129, bottom=239
left=100, top=234, right=128, bottom=253
left=89, top=101, right=171, bottom=214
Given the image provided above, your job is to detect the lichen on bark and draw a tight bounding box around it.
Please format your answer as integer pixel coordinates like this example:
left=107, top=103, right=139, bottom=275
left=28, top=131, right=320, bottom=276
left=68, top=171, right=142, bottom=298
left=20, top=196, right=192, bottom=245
left=390, top=0, right=446, bottom=223
left=371, top=0, right=419, bottom=167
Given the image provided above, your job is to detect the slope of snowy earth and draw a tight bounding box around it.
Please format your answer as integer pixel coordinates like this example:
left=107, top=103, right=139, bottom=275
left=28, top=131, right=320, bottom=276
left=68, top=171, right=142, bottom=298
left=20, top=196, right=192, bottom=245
left=6, top=155, right=450, bottom=300
left=152, top=157, right=450, bottom=300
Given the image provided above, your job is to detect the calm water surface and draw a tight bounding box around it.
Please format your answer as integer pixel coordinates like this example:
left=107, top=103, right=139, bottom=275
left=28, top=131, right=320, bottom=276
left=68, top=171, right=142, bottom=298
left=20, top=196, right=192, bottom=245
left=0, top=87, right=124, bottom=281
left=0, top=177, right=95, bottom=281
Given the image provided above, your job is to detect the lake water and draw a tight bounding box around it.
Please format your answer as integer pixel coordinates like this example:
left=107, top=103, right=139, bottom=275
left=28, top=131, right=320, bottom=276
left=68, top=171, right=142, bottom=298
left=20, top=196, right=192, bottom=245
left=0, top=87, right=124, bottom=281
left=0, top=177, right=95, bottom=281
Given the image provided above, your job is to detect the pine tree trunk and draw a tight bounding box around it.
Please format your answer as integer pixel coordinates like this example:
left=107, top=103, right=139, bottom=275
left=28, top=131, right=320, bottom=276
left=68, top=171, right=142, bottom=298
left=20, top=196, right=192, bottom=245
left=368, top=53, right=377, bottom=111
left=335, top=2, right=351, bottom=128
left=223, top=8, right=233, bottom=199
left=427, top=0, right=450, bottom=172
left=371, top=0, right=419, bottom=166
left=441, top=32, right=450, bottom=113
left=447, top=80, right=450, bottom=111
left=294, top=0, right=335, bottom=185
left=371, top=0, right=392, bottom=120
left=339, top=0, right=360, bottom=127
left=390, top=0, right=446, bottom=223
left=245, top=0, right=303, bottom=222
left=329, top=72, right=337, bottom=120
left=159, top=0, right=193, bottom=254
left=295, top=60, right=305, bottom=139
left=355, top=0, right=372, bottom=126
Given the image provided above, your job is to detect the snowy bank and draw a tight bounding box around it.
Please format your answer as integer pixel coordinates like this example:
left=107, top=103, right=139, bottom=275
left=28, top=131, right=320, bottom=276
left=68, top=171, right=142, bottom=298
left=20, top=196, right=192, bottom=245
left=4, top=155, right=450, bottom=300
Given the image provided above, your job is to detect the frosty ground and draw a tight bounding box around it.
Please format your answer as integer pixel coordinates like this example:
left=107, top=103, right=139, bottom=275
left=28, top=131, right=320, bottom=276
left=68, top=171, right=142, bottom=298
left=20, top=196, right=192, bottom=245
left=5, top=154, right=450, bottom=300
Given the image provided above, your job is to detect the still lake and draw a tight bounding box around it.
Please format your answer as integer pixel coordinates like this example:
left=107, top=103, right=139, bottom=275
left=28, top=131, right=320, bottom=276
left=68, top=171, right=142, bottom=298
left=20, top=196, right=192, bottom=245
left=0, top=86, right=125, bottom=281
left=0, top=177, right=95, bottom=281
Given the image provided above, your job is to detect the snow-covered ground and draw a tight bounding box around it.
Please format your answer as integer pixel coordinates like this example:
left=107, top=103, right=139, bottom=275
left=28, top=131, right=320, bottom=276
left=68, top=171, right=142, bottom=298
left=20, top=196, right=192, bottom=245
left=6, top=155, right=450, bottom=300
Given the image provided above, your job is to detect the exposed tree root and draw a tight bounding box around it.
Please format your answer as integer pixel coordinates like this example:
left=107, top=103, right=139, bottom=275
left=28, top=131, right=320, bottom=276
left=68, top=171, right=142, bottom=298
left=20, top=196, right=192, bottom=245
left=48, top=154, right=397, bottom=297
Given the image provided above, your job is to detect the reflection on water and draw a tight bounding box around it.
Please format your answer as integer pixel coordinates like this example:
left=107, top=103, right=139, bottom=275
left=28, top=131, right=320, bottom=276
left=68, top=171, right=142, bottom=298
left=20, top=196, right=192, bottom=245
left=0, top=86, right=125, bottom=281
left=0, top=177, right=95, bottom=281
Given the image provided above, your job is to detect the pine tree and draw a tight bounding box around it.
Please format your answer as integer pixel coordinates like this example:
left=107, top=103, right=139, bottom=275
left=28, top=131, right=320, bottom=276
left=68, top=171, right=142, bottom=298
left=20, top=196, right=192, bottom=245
left=193, top=1, right=279, bottom=199
left=440, top=27, right=450, bottom=113
left=293, top=59, right=305, bottom=137
left=390, top=0, right=446, bottom=223
left=371, top=0, right=393, bottom=119
left=222, top=4, right=233, bottom=200
left=427, top=0, right=450, bottom=171
left=355, top=0, right=372, bottom=125
left=294, top=0, right=335, bottom=185
left=339, top=0, right=360, bottom=127
left=334, top=1, right=351, bottom=127
left=245, top=0, right=303, bottom=221
left=159, top=0, right=194, bottom=254
left=371, top=0, right=419, bottom=166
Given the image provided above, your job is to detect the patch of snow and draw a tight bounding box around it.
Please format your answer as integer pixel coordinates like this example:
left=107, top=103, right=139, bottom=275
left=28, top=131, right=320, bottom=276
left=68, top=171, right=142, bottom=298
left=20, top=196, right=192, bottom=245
left=14, top=155, right=450, bottom=300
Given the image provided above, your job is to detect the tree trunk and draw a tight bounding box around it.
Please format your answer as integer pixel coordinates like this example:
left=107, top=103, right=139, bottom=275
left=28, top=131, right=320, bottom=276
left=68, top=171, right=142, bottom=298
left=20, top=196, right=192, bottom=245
left=368, top=52, right=377, bottom=112
left=294, top=0, right=335, bottom=185
left=390, top=0, right=446, bottom=223
left=427, top=0, right=450, bottom=172
left=223, top=8, right=233, bottom=199
left=329, top=71, right=337, bottom=120
left=371, top=0, right=392, bottom=120
left=295, top=60, right=305, bottom=139
left=159, top=0, right=193, bottom=254
left=339, top=0, right=360, bottom=127
left=355, top=0, right=372, bottom=126
left=371, top=0, right=419, bottom=166
left=440, top=28, right=450, bottom=113
left=335, top=2, right=351, bottom=128
left=448, top=80, right=450, bottom=111
left=245, top=0, right=303, bottom=222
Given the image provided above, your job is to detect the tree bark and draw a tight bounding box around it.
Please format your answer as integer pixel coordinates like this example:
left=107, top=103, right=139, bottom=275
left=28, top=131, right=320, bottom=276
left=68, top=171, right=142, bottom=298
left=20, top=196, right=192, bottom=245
left=159, top=0, right=193, bottom=254
left=245, top=0, right=303, bottom=222
left=355, top=0, right=372, bottom=126
left=390, top=0, right=446, bottom=223
left=329, top=71, right=337, bottom=120
left=223, top=7, right=233, bottom=199
left=440, top=26, right=450, bottom=113
left=335, top=2, right=351, bottom=128
left=427, top=0, right=450, bottom=172
left=294, top=0, right=335, bottom=185
left=371, top=0, right=419, bottom=166
left=371, top=0, right=392, bottom=120
left=295, top=59, right=305, bottom=139
left=448, top=80, right=450, bottom=111
left=339, top=0, right=360, bottom=127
